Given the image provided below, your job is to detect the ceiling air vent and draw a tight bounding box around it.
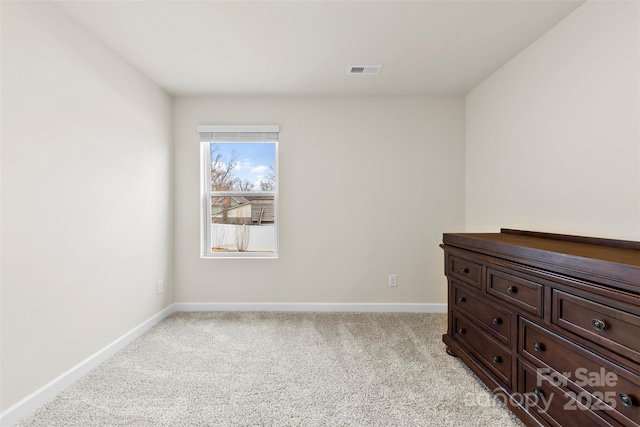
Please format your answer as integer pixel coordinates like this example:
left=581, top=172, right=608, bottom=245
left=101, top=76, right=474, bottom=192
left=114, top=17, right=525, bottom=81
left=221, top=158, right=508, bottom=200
left=347, top=65, right=382, bottom=75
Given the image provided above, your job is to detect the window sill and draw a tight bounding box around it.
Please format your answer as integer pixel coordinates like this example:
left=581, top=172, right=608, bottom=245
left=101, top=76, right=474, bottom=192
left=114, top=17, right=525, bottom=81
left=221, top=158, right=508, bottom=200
left=201, top=253, right=279, bottom=259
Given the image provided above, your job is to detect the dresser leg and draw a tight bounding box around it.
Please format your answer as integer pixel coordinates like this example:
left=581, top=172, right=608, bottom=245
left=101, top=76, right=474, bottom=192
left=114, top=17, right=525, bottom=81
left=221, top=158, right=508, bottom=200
left=446, top=346, right=457, bottom=357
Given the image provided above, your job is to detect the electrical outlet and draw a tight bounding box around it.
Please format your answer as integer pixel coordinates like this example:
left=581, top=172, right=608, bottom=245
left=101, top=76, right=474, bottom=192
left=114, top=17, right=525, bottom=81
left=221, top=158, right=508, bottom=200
left=157, top=280, right=164, bottom=295
left=389, top=274, right=397, bottom=287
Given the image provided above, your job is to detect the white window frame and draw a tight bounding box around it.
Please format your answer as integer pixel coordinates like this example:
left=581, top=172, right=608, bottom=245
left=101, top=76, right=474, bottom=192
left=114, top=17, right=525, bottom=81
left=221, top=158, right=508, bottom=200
left=198, top=125, right=279, bottom=259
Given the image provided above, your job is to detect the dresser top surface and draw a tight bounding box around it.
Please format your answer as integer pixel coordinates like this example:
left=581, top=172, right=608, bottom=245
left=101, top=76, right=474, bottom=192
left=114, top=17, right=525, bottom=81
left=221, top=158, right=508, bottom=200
left=442, top=230, right=640, bottom=292
left=445, top=232, right=640, bottom=267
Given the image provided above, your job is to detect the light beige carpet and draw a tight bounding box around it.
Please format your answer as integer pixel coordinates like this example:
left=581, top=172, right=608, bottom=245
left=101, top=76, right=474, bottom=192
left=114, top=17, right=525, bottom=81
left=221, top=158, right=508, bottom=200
left=17, top=312, right=525, bottom=426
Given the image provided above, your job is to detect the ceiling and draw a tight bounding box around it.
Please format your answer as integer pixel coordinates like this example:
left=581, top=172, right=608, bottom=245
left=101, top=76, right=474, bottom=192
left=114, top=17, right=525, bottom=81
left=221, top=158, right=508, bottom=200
left=55, top=0, right=584, bottom=96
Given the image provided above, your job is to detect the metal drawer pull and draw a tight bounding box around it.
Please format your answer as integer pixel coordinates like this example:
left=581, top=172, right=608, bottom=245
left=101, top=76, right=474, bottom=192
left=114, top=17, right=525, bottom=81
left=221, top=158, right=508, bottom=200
left=532, top=342, right=544, bottom=352
left=492, top=355, right=502, bottom=363
left=492, top=317, right=502, bottom=325
left=533, top=389, right=544, bottom=399
left=591, top=319, right=606, bottom=331
left=458, top=328, right=466, bottom=335
left=619, top=393, right=633, bottom=407
left=460, top=268, right=469, bottom=274
left=506, top=286, right=517, bottom=294
left=457, top=297, right=466, bottom=303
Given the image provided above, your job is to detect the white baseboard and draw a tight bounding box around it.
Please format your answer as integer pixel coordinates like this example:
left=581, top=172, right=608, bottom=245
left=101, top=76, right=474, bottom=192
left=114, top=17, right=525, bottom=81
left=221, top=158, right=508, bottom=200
left=0, top=304, right=176, bottom=427
left=174, top=302, right=447, bottom=313
left=1, top=301, right=445, bottom=426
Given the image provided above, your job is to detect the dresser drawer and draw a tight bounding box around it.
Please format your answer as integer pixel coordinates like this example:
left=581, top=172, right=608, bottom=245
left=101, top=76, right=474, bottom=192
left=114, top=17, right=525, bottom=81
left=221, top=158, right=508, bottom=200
left=447, top=254, right=482, bottom=289
left=453, top=311, right=512, bottom=386
left=521, top=318, right=640, bottom=427
left=453, top=282, right=512, bottom=346
left=487, top=268, right=544, bottom=317
left=519, top=360, right=620, bottom=427
left=553, top=290, right=640, bottom=364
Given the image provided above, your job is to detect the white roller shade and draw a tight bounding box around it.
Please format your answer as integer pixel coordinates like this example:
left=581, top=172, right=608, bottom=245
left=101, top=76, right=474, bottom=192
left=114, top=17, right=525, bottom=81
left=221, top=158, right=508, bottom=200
left=197, top=125, right=279, bottom=142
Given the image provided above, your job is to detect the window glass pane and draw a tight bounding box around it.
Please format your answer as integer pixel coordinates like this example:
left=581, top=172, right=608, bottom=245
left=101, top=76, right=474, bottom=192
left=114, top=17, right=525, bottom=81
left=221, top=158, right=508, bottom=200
left=210, top=142, right=276, bottom=192
left=208, top=141, right=277, bottom=255
left=210, top=196, right=276, bottom=253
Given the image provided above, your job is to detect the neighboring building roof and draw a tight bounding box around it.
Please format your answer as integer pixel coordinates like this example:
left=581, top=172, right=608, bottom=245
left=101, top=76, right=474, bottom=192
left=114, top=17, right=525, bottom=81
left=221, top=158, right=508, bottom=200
left=211, top=196, right=250, bottom=207
left=211, top=195, right=275, bottom=223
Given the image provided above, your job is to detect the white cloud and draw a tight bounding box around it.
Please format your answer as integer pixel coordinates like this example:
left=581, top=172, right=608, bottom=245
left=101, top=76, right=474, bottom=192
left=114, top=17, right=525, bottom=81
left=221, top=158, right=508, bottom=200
left=234, top=159, right=252, bottom=170
left=250, top=165, right=269, bottom=174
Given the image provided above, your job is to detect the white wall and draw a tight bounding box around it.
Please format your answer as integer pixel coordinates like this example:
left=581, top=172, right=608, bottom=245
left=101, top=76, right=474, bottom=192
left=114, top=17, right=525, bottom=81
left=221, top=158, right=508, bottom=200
left=466, top=0, right=640, bottom=240
left=174, top=96, right=465, bottom=304
left=1, top=2, right=173, bottom=411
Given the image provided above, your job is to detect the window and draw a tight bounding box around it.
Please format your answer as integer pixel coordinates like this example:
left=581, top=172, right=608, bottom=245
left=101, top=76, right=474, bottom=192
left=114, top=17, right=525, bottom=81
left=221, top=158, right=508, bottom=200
left=198, top=125, right=279, bottom=258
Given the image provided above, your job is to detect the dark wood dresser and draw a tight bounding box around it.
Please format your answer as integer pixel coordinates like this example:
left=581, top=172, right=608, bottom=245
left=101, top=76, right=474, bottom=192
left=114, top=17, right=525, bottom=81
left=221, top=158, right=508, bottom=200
left=441, top=229, right=640, bottom=427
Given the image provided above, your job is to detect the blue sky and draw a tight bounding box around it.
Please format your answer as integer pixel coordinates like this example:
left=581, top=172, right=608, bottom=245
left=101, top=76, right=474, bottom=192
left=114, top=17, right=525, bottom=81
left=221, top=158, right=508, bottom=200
left=211, top=142, right=276, bottom=188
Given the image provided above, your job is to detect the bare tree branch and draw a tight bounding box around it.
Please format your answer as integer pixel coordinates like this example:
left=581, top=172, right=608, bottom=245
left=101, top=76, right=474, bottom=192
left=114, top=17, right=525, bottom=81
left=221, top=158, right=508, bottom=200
left=210, top=146, right=239, bottom=191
